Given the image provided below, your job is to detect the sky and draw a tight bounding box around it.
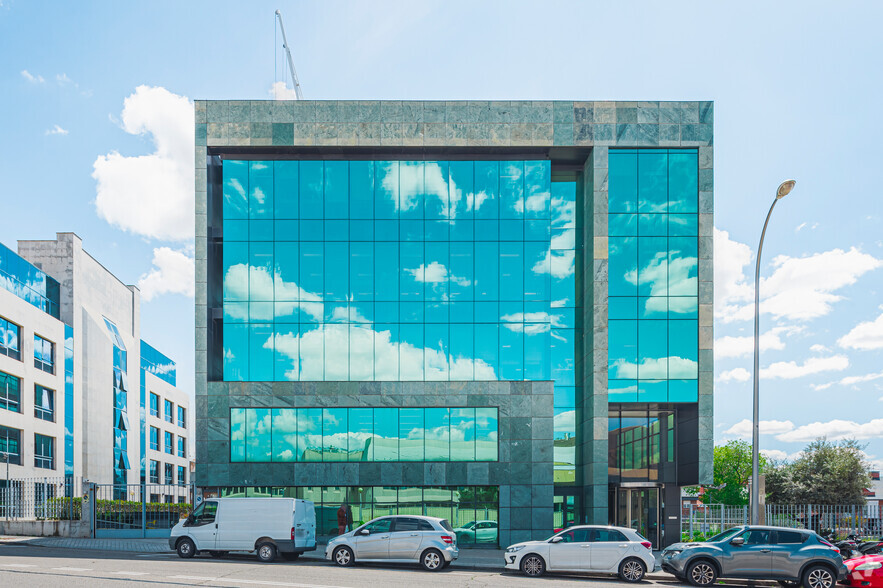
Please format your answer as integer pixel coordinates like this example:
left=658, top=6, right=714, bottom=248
left=1, top=1, right=882, bottom=469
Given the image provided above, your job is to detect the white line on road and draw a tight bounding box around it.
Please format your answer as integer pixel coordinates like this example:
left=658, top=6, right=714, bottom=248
left=168, top=576, right=217, bottom=581
left=2, top=564, right=37, bottom=567
left=165, top=576, right=350, bottom=588
left=111, top=571, right=151, bottom=576
left=51, top=567, right=93, bottom=571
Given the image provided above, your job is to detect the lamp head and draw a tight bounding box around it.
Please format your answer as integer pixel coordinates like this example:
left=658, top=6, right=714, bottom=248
left=776, top=180, right=796, bottom=199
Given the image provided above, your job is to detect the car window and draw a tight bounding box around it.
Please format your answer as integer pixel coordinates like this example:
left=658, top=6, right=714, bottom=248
left=439, top=519, right=454, bottom=533
left=392, top=518, right=420, bottom=532
left=364, top=518, right=392, bottom=533
left=479, top=522, right=496, bottom=529
left=776, top=531, right=806, bottom=544
left=418, top=520, right=435, bottom=531
left=742, top=529, right=773, bottom=545
left=708, top=528, right=742, bottom=542
left=591, top=529, right=628, bottom=542
left=557, top=528, right=589, bottom=543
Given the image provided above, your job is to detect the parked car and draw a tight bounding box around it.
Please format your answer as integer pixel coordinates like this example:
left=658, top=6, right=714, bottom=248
left=325, top=515, right=458, bottom=571
left=504, top=525, right=656, bottom=582
left=844, top=554, right=883, bottom=588
left=170, top=497, right=316, bottom=563
left=454, top=520, right=499, bottom=544
left=660, top=525, right=847, bottom=587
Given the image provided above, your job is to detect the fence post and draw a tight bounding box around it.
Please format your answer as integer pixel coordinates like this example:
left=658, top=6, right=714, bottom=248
left=689, top=503, right=694, bottom=539
left=141, top=481, right=147, bottom=538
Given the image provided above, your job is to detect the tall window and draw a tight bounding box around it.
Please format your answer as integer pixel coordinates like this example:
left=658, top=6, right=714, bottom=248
left=164, top=431, right=174, bottom=454
left=34, top=434, right=54, bottom=469
left=149, top=426, right=159, bottom=451
left=177, top=406, right=186, bottom=428
left=33, top=335, right=55, bottom=374
left=150, top=392, right=159, bottom=417
left=34, top=384, right=54, bottom=422
left=149, top=459, right=159, bottom=483
left=177, top=465, right=186, bottom=486
left=0, top=371, right=21, bottom=413
left=177, top=436, right=186, bottom=458
left=164, top=399, right=173, bottom=423
left=164, top=463, right=174, bottom=484
left=0, top=316, right=21, bottom=361
left=0, top=426, right=22, bottom=465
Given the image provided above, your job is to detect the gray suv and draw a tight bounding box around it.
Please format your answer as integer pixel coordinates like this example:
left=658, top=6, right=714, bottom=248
left=325, top=515, right=459, bottom=571
left=661, top=525, right=847, bottom=588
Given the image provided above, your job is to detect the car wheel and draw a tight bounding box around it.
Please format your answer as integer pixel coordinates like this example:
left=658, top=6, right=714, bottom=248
left=209, top=551, right=228, bottom=559
left=687, top=560, right=718, bottom=586
left=802, top=565, right=835, bottom=588
left=176, top=538, right=196, bottom=559
left=257, top=542, right=277, bottom=563
left=281, top=552, right=300, bottom=561
left=421, top=548, right=444, bottom=571
left=520, top=554, right=546, bottom=577
left=333, top=546, right=355, bottom=567
left=619, top=557, right=647, bottom=582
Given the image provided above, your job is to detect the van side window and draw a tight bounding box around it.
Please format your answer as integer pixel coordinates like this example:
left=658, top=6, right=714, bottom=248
left=193, top=501, right=218, bottom=526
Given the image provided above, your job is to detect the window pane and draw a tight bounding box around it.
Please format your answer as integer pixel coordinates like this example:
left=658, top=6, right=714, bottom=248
left=399, top=408, right=424, bottom=461
left=424, top=408, right=450, bottom=461
left=475, top=408, right=498, bottom=461
left=272, top=408, right=297, bottom=462
left=246, top=408, right=271, bottom=462
left=450, top=408, right=475, bottom=462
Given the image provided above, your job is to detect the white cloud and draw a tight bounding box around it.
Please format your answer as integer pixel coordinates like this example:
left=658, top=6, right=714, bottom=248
left=21, top=70, right=44, bottom=83
left=56, top=73, right=73, bottom=85
left=501, top=312, right=565, bottom=337
left=776, top=418, right=883, bottom=443
left=45, top=125, right=69, bottom=136
left=610, top=356, right=698, bottom=379
left=532, top=249, right=574, bottom=279
left=813, top=370, right=883, bottom=391
left=725, top=419, right=795, bottom=438
left=137, top=247, right=195, bottom=301
left=760, top=355, right=848, bottom=379
left=714, top=228, right=754, bottom=323
left=405, top=262, right=470, bottom=287
left=718, top=367, right=750, bottom=382
left=92, top=85, right=195, bottom=241
left=554, top=410, right=575, bottom=431
left=268, top=81, right=299, bottom=100
left=794, top=222, right=818, bottom=233
left=810, top=344, right=829, bottom=353
left=838, top=310, right=883, bottom=350
left=715, top=326, right=801, bottom=359
left=761, top=449, right=788, bottom=461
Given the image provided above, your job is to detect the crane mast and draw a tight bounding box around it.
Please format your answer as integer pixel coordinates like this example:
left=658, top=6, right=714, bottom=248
left=275, top=9, right=303, bottom=100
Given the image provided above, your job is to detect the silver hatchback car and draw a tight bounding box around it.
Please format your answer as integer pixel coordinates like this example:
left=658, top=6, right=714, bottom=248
left=325, top=515, right=459, bottom=571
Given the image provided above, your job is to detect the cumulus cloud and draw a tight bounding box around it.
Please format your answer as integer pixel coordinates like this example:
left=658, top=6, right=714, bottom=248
left=501, top=312, right=565, bottom=338
left=93, top=85, right=195, bottom=241
left=760, top=355, right=848, bottom=379
left=813, top=370, right=883, bottom=391
left=610, top=356, right=698, bottom=379
left=405, top=262, right=470, bottom=287
left=715, top=326, right=802, bottom=359
left=45, top=125, right=68, bottom=136
left=269, top=81, right=298, bottom=100
left=725, top=419, right=795, bottom=438
left=776, top=418, right=883, bottom=443
left=714, top=228, right=754, bottom=323
left=838, top=310, right=883, bottom=350
left=810, top=344, right=829, bottom=353
left=137, top=247, right=195, bottom=301
left=21, top=69, right=45, bottom=83
left=718, top=367, right=750, bottom=382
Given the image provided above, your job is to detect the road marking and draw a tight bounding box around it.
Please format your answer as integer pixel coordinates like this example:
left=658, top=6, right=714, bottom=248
left=212, top=580, right=350, bottom=588
left=135, top=553, right=176, bottom=557
left=2, top=564, right=37, bottom=567
left=51, top=567, right=93, bottom=571
left=169, top=576, right=217, bottom=581
left=111, top=571, right=151, bottom=576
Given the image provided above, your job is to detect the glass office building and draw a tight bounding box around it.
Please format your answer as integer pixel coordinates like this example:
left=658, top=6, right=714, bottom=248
left=195, top=100, right=713, bottom=548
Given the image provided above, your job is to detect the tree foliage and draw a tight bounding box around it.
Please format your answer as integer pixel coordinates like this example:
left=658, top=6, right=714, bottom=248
left=765, top=439, right=870, bottom=505
left=690, top=440, right=770, bottom=505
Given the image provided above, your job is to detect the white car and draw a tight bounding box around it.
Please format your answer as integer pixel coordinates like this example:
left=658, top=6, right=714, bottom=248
left=454, top=520, right=498, bottom=544
left=504, top=525, right=657, bottom=581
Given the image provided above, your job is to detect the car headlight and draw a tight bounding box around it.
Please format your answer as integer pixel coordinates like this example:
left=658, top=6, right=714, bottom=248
left=855, top=562, right=883, bottom=571
left=665, top=549, right=683, bottom=556
left=507, top=545, right=525, bottom=553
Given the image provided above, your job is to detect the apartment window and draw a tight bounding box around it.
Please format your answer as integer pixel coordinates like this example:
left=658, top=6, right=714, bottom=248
left=177, top=436, right=186, bottom=458
left=0, top=426, right=22, bottom=465
left=0, top=371, right=21, bottom=413
left=177, top=406, right=186, bottom=428
left=177, top=465, right=186, bottom=486
left=149, top=493, right=160, bottom=503
left=34, top=384, right=55, bottom=422
left=164, top=463, right=173, bottom=485
left=164, top=431, right=174, bottom=454
left=149, top=460, right=159, bottom=484
left=34, top=434, right=54, bottom=470
left=164, top=399, right=173, bottom=423
left=150, top=392, right=159, bottom=417
left=178, top=496, right=187, bottom=504
left=149, top=426, right=159, bottom=451
left=0, top=316, right=21, bottom=361
left=33, top=335, right=55, bottom=374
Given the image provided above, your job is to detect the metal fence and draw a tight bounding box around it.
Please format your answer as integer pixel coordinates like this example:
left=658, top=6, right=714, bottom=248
left=0, top=476, right=82, bottom=521
left=681, top=503, right=883, bottom=541
left=94, top=482, right=194, bottom=538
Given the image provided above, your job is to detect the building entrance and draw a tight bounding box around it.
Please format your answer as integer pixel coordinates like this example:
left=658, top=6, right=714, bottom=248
left=612, top=486, right=660, bottom=549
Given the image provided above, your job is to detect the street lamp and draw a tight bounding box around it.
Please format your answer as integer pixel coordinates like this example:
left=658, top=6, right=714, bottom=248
left=751, top=179, right=796, bottom=525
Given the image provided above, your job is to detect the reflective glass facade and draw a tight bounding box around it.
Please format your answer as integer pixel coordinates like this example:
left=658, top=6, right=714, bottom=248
left=607, top=149, right=699, bottom=403
left=231, top=407, right=498, bottom=462
left=0, top=242, right=60, bottom=319
left=105, top=318, right=130, bottom=496
left=64, top=325, right=74, bottom=476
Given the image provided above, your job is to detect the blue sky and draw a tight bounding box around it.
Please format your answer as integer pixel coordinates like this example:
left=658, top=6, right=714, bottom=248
left=2, top=1, right=881, bottom=468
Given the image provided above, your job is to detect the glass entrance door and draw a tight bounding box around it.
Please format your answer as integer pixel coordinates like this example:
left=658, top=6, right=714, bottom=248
left=614, top=487, right=660, bottom=549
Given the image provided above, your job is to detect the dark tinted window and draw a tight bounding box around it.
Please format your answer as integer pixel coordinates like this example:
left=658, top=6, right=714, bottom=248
left=439, top=519, right=453, bottom=533
left=592, top=529, right=628, bottom=542
left=418, top=520, right=435, bottom=531
left=558, top=528, right=590, bottom=543
left=393, top=517, right=420, bottom=532
left=776, top=531, right=806, bottom=544
left=743, top=529, right=773, bottom=545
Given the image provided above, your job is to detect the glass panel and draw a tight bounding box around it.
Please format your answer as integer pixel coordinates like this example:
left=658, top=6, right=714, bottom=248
left=272, top=408, right=297, bottom=462
left=246, top=408, right=271, bottom=462
left=398, top=408, right=424, bottom=461
left=424, top=407, right=450, bottom=461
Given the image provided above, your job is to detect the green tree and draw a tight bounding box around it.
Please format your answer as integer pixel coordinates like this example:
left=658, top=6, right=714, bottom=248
left=688, top=440, right=770, bottom=505
left=765, top=438, right=870, bottom=505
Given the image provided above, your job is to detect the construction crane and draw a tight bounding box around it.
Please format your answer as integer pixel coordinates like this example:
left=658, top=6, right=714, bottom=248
left=275, top=9, right=303, bottom=100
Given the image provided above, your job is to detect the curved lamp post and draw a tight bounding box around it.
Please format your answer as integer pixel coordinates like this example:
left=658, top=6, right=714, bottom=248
left=750, top=179, right=796, bottom=525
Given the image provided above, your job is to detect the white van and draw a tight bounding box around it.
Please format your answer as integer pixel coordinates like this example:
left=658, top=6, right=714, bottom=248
left=170, top=497, right=316, bottom=562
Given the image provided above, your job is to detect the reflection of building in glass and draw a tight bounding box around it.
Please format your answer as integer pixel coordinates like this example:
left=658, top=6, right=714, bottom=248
left=195, top=100, right=713, bottom=548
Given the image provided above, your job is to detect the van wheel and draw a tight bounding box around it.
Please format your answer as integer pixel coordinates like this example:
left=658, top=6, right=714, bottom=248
left=421, top=548, right=443, bottom=571
left=176, top=538, right=196, bottom=559
left=257, top=542, right=277, bottom=563
left=619, top=557, right=646, bottom=582
left=209, top=551, right=228, bottom=559
left=333, top=546, right=354, bottom=567
left=802, top=565, right=835, bottom=588
left=520, top=554, right=546, bottom=577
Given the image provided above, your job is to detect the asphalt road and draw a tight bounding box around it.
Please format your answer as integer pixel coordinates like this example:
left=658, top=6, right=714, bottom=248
left=0, top=544, right=690, bottom=587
